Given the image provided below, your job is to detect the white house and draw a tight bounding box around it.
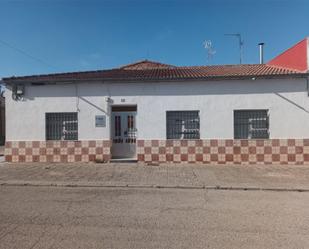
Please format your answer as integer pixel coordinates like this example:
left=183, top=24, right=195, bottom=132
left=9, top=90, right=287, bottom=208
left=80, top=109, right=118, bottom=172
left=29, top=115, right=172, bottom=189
left=3, top=38, right=309, bottom=164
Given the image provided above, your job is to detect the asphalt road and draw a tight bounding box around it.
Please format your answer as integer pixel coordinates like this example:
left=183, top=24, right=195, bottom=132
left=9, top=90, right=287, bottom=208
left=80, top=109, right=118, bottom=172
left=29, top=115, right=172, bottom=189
left=0, top=186, right=309, bottom=249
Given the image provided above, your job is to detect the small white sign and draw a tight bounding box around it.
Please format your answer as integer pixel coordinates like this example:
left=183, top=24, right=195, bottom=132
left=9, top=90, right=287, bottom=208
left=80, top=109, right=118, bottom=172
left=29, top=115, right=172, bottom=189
left=95, top=115, right=106, bottom=127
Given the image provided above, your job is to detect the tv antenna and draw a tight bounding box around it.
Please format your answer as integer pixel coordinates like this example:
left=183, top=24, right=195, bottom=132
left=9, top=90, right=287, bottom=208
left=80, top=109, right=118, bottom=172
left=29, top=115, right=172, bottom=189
left=224, top=33, right=244, bottom=64
left=203, top=40, right=216, bottom=62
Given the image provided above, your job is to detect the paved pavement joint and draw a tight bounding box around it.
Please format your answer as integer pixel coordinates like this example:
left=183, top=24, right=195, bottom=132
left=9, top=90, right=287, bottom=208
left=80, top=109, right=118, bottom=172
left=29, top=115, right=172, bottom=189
left=1, top=180, right=309, bottom=192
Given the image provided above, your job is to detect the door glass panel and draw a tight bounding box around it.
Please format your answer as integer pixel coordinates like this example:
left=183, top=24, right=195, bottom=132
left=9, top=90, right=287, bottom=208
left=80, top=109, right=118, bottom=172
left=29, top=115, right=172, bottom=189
left=114, top=116, right=122, bottom=143
left=126, top=115, right=136, bottom=144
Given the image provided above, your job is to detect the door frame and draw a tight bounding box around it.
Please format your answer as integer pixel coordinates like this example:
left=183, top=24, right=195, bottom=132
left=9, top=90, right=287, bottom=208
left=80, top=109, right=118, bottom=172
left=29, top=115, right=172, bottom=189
left=110, top=105, right=137, bottom=159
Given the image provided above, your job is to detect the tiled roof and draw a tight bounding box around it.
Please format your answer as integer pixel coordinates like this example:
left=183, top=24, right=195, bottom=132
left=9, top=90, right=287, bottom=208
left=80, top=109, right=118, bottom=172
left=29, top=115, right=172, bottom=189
left=120, top=60, right=176, bottom=70
left=3, top=60, right=306, bottom=83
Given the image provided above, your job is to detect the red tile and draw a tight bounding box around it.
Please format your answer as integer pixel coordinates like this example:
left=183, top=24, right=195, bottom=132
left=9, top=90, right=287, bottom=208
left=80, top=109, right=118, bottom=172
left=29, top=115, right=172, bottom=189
left=61, top=155, right=68, bottom=163
left=233, top=146, right=241, bottom=154
left=151, top=154, right=159, bottom=161
left=173, top=147, right=180, bottom=154
left=226, top=154, right=233, bottom=161
left=241, top=154, right=249, bottom=161
left=304, top=154, right=309, bottom=161
left=96, top=147, right=103, bottom=154
left=166, top=140, right=173, bottom=147
left=74, top=155, right=82, bottom=162
left=166, top=154, right=173, bottom=161
left=159, top=147, right=166, bottom=154
left=32, top=141, right=40, bottom=148
left=181, top=140, right=188, bottom=146
left=60, top=141, right=68, bottom=147
left=181, top=154, right=188, bottom=161
left=18, top=155, right=25, bottom=162
left=81, top=147, right=89, bottom=155
left=218, top=147, right=225, bottom=154
left=240, top=140, right=248, bottom=146
left=53, top=148, right=60, bottom=155
left=137, top=154, right=145, bottom=161
left=89, top=141, right=96, bottom=147
left=68, top=148, right=75, bottom=155
left=288, top=139, right=295, bottom=146
left=203, top=147, right=210, bottom=154
left=249, top=146, right=256, bottom=154
left=264, top=146, right=272, bottom=154
left=272, top=139, right=280, bottom=146
left=272, top=154, right=280, bottom=161
left=288, top=154, right=296, bottom=162
left=25, top=148, right=32, bottom=155
left=196, top=154, right=203, bottom=162
left=33, top=156, right=39, bottom=162
left=151, top=140, right=159, bottom=146
left=256, top=140, right=264, bottom=147
left=137, top=140, right=144, bottom=147
left=5, top=141, right=12, bottom=148
left=304, top=139, right=309, bottom=146
left=225, top=140, right=233, bottom=147
left=19, top=141, right=26, bottom=148
left=280, top=146, right=288, bottom=154
left=5, top=155, right=12, bottom=162
left=103, top=155, right=111, bottom=162
left=196, top=140, right=203, bottom=147
left=12, top=148, right=18, bottom=155
left=295, top=146, right=303, bottom=154
left=257, top=154, right=264, bottom=162
left=75, top=141, right=82, bottom=147
left=210, top=154, right=218, bottom=161
left=144, top=147, right=151, bottom=154
left=46, top=141, right=54, bottom=148
left=46, top=155, right=54, bottom=162
left=39, top=148, right=46, bottom=155
left=188, top=147, right=195, bottom=154
left=210, top=140, right=218, bottom=147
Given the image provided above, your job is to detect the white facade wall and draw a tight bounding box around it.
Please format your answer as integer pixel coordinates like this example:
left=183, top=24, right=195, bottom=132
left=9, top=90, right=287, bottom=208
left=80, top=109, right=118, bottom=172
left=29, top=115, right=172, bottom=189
left=5, top=78, right=309, bottom=141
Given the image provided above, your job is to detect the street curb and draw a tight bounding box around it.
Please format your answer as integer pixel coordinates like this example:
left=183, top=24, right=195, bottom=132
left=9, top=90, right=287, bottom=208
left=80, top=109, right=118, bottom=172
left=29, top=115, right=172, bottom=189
left=1, top=181, right=309, bottom=192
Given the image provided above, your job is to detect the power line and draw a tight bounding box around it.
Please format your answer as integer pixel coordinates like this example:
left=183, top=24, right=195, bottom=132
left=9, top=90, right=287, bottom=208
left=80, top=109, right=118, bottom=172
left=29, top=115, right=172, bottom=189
left=0, top=38, right=58, bottom=70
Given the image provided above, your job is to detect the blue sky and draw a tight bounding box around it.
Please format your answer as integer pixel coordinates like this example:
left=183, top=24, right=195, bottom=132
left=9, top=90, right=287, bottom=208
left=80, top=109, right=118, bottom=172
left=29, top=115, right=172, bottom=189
left=0, top=0, right=308, bottom=77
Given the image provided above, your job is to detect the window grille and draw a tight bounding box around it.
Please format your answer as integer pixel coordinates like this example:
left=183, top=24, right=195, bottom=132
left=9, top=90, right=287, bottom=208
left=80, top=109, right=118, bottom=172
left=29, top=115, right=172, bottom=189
left=234, top=110, right=269, bottom=139
left=166, top=111, right=200, bottom=139
left=46, top=113, right=78, bottom=140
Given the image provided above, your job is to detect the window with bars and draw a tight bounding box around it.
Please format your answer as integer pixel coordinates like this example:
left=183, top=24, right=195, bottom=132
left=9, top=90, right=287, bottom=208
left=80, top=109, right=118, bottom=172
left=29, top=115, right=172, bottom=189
left=234, top=110, right=269, bottom=139
left=166, top=111, right=200, bottom=139
left=46, top=113, right=78, bottom=140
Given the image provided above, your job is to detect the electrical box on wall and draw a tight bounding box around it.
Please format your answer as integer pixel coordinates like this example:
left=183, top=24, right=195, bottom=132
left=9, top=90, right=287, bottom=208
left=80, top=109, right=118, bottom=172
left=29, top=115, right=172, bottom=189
left=95, top=115, right=106, bottom=127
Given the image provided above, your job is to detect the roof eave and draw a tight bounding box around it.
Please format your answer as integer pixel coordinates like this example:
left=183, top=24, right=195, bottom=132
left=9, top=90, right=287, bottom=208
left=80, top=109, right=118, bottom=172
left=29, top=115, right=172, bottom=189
left=3, top=73, right=309, bottom=85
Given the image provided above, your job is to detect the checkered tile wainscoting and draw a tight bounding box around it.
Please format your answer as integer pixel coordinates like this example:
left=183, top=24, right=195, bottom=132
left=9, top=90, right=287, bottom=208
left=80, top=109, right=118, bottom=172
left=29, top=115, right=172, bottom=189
left=137, top=139, right=309, bottom=165
left=5, top=140, right=111, bottom=163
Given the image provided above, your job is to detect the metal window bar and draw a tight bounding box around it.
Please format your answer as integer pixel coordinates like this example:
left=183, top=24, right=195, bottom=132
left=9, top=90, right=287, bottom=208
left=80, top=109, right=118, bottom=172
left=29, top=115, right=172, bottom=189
left=166, top=111, right=200, bottom=139
left=46, top=112, right=78, bottom=140
left=234, top=110, right=269, bottom=139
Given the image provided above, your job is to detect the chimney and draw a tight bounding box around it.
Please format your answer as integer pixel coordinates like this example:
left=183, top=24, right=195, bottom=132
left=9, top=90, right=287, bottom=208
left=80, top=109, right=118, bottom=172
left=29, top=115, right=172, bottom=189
left=258, top=43, right=265, bottom=64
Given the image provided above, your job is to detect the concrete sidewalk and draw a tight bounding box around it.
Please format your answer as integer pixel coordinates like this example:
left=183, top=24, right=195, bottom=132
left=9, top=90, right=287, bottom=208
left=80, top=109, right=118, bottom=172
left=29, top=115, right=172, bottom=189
left=1, top=162, right=309, bottom=190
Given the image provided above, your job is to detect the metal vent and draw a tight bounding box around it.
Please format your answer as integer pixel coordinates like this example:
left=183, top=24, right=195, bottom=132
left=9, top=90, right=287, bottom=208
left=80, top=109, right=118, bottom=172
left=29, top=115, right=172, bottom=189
left=46, top=113, right=78, bottom=140
left=166, top=111, right=200, bottom=139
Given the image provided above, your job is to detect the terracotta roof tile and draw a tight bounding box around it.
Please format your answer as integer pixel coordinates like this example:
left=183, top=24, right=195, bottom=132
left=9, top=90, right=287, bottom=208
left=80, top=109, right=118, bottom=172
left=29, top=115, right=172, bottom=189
left=3, top=60, right=306, bottom=83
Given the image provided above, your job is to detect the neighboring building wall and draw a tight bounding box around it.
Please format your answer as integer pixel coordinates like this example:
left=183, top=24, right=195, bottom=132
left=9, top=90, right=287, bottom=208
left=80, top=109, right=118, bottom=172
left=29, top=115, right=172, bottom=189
left=5, top=77, right=309, bottom=163
left=268, top=38, right=308, bottom=71
left=0, top=95, right=5, bottom=145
